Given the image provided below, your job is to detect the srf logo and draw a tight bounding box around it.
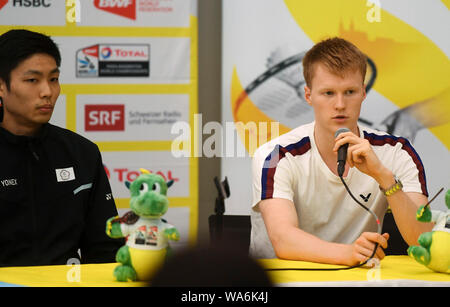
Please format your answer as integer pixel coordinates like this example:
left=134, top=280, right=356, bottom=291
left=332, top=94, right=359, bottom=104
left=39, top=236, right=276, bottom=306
left=85, top=104, right=125, bottom=131
left=94, top=0, right=136, bottom=20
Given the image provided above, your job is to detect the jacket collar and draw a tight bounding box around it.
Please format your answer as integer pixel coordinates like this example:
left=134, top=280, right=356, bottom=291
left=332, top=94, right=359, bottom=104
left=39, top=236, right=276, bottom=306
left=0, top=123, right=49, bottom=146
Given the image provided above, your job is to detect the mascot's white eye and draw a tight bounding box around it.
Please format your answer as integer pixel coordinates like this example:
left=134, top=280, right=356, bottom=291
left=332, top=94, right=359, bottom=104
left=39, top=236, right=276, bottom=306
left=139, top=182, right=149, bottom=195
left=152, top=182, right=161, bottom=193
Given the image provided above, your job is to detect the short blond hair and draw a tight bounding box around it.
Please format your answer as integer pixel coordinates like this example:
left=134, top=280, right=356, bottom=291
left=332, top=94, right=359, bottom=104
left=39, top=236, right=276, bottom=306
left=302, top=37, right=367, bottom=88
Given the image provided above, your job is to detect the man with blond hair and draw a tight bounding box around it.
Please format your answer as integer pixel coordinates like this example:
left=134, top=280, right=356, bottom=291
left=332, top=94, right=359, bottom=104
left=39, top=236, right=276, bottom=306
left=250, top=37, right=433, bottom=265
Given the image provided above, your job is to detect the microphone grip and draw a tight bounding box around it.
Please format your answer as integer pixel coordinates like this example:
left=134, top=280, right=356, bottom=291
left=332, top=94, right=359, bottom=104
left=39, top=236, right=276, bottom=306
left=334, top=127, right=350, bottom=177
left=337, top=143, right=348, bottom=177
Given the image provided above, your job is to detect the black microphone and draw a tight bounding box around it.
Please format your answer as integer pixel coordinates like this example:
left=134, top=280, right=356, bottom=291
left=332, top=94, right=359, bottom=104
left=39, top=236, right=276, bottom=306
left=334, top=127, right=350, bottom=177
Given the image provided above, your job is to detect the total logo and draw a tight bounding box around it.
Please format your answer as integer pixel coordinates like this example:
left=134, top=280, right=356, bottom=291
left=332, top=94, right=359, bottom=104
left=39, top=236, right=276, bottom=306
left=99, top=45, right=148, bottom=60
left=77, top=44, right=150, bottom=78
left=104, top=165, right=180, bottom=184
left=100, top=47, right=112, bottom=59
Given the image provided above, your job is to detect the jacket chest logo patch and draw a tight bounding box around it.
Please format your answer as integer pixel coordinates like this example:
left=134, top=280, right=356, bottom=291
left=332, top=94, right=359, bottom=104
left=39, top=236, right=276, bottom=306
left=1, top=178, right=18, bottom=187
left=359, top=193, right=372, bottom=202
left=56, top=167, right=76, bottom=182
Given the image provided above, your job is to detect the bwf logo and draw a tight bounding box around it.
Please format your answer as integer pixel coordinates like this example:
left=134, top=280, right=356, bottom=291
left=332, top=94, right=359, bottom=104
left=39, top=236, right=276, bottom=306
left=85, top=104, right=125, bottom=131
left=0, top=0, right=8, bottom=11
left=94, top=0, right=136, bottom=20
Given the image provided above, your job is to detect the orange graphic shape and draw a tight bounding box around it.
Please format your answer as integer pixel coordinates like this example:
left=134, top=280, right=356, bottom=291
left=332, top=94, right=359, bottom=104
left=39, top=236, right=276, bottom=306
left=231, top=67, right=291, bottom=155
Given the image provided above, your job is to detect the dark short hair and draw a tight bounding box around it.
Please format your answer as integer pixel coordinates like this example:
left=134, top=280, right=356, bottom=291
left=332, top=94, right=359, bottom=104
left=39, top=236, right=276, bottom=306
left=0, top=29, right=61, bottom=90
left=302, top=37, right=367, bottom=88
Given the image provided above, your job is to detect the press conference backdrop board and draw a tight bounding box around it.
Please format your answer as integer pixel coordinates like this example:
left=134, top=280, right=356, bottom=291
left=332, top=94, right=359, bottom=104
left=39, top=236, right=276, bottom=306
left=222, top=0, right=450, bottom=213
left=0, top=0, right=199, bottom=250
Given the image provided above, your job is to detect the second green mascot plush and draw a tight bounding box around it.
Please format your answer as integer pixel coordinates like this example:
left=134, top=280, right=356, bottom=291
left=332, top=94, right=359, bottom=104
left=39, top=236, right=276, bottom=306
left=408, top=189, right=450, bottom=273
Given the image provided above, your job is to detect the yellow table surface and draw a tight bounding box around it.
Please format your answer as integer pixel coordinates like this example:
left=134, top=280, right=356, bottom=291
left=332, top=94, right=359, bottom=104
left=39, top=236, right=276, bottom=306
left=0, top=256, right=448, bottom=287
left=260, top=255, right=450, bottom=286
left=0, top=263, right=147, bottom=287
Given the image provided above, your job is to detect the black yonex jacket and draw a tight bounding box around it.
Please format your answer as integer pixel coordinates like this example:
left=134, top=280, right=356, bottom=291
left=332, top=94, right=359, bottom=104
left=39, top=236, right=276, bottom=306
left=0, top=123, right=123, bottom=266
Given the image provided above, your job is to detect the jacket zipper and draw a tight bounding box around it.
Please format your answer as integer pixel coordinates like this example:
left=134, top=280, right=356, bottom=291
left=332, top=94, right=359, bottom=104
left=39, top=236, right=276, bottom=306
left=28, top=141, right=40, bottom=161
left=27, top=140, right=39, bottom=263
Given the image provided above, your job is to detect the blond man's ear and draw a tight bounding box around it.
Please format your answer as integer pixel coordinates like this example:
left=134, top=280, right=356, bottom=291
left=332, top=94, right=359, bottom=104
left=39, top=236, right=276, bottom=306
left=304, top=85, right=312, bottom=106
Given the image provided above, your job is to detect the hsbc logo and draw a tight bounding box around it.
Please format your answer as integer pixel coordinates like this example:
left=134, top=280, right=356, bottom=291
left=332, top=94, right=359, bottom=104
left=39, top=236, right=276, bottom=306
left=85, top=104, right=125, bottom=131
left=94, top=0, right=136, bottom=20
left=0, top=0, right=53, bottom=8
left=11, top=0, right=51, bottom=7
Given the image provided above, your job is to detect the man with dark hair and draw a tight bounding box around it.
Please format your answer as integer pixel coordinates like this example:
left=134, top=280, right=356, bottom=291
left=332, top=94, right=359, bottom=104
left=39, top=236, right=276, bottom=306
left=250, top=37, right=433, bottom=265
left=0, top=29, right=123, bottom=266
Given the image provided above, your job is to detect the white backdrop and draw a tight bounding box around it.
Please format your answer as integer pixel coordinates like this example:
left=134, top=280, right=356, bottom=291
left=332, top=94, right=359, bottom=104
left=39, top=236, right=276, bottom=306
left=222, top=0, right=450, bottom=213
left=0, top=0, right=199, bottom=250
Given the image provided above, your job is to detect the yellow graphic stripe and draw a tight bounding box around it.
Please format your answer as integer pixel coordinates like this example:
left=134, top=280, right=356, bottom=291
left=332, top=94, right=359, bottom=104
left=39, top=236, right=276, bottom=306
left=115, top=197, right=193, bottom=209
left=188, top=15, right=199, bottom=246
left=0, top=26, right=191, bottom=38
left=60, top=84, right=192, bottom=95
left=97, top=141, right=174, bottom=152
left=61, top=85, right=77, bottom=132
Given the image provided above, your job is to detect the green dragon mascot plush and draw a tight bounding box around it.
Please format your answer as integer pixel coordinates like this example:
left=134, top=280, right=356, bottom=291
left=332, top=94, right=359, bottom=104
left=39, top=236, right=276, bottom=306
left=106, top=168, right=180, bottom=281
left=408, top=189, right=450, bottom=273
